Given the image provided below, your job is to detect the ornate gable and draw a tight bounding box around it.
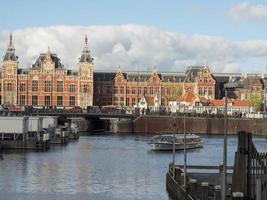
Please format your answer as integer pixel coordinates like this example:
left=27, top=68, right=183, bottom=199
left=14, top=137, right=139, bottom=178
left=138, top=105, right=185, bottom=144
left=149, top=71, right=160, bottom=83
left=114, top=67, right=126, bottom=83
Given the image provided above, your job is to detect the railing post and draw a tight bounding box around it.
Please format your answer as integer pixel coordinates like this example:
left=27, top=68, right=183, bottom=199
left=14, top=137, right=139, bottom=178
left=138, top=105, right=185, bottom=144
left=174, top=167, right=182, bottom=184
left=214, top=185, right=221, bottom=200
left=219, top=163, right=223, bottom=189
left=201, top=182, right=209, bottom=200
left=188, top=179, right=197, bottom=197
left=181, top=173, right=185, bottom=186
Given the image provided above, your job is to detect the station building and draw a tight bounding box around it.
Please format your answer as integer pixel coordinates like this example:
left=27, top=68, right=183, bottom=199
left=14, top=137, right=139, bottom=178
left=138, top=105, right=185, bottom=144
left=0, top=34, right=94, bottom=108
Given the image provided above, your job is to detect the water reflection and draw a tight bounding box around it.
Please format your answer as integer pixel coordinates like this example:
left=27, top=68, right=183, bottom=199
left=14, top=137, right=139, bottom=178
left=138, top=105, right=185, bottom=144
left=0, top=134, right=266, bottom=200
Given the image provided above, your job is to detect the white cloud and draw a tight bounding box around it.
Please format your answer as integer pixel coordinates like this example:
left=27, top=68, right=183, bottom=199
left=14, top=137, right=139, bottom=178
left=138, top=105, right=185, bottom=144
left=0, top=24, right=267, bottom=73
left=229, top=2, right=267, bottom=21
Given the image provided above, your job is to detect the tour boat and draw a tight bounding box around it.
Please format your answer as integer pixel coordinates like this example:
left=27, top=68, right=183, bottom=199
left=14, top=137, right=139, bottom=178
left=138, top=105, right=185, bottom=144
left=149, top=133, right=203, bottom=151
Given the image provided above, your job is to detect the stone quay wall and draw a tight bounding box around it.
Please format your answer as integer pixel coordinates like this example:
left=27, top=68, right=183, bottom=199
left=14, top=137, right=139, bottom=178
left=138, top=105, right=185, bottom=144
left=133, top=116, right=267, bottom=136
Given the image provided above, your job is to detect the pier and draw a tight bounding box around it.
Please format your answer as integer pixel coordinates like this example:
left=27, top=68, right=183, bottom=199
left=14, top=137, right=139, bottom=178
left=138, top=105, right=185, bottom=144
left=166, top=131, right=267, bottom=199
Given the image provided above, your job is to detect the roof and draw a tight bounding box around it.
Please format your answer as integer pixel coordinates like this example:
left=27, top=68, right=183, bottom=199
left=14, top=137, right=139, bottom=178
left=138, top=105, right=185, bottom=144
left=3, top=33, right=17, bottom=62
left=184, top=66, right=203, bottom=83
left=232, top=99, right=250, bottom=107
left=32, top=53, right=63, bottom=69
left=208, top=98, right=249, bottom=107
left=94, top=72, right=117, bottom=81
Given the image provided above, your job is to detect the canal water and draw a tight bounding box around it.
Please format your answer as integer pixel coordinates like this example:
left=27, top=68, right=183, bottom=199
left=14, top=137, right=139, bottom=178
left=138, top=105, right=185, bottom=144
left=0, top=134, right=267, bottom=200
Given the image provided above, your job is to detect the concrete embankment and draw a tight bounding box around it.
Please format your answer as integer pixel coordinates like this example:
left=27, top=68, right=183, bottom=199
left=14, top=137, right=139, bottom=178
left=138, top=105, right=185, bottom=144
left=133, top=116, right=267, bottom=136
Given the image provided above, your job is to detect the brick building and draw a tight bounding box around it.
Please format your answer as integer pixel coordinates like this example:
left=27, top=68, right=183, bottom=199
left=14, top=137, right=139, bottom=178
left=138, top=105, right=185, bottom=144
left=0, top=34, right=94, bottom=108
left=93, top=65, right=217, bottom=108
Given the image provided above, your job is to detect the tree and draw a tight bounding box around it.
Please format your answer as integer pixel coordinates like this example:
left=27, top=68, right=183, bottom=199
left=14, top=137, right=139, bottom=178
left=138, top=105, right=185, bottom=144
left=249, top=93, right=261, bottom=111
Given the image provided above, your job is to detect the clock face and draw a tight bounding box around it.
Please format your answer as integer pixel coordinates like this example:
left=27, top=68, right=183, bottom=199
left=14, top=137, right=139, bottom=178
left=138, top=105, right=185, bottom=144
left=7, top=67, right=13, bottom=75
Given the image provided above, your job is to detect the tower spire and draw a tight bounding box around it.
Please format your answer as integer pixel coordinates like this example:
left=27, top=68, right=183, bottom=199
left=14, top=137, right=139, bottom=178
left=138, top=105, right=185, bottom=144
left=46, top=46, right=51, bottom=58
left=85, top=34, right=88, bottom=47
left=9, top=33, right=13, bottom=47
left=79, top=35, right=93, bottom=63
left=3, top=33, right=17, bottom=61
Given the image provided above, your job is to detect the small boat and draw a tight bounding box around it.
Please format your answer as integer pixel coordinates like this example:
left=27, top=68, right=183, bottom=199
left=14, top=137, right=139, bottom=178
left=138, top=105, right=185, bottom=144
left=149, top=133, right=203, bottom=151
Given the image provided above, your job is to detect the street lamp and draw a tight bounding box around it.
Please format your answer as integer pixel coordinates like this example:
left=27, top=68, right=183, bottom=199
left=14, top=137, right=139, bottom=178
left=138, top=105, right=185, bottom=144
left=221, top=82, right=243, bottom=200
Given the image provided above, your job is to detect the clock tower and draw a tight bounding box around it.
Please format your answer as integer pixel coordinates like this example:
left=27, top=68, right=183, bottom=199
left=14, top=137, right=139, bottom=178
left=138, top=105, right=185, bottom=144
left=78, top=35, right=94, bottom=108
left=2, top=33, right=18, bottom=106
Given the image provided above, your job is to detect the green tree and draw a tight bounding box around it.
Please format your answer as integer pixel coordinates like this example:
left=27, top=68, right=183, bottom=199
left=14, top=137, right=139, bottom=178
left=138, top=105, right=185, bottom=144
left=249, top=93, right=261, bottom=111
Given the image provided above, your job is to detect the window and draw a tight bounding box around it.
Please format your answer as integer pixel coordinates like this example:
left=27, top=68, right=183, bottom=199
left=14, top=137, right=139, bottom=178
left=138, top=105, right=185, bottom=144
left=45, top=80, right=51, bottom=92
left=204, top=77, right=207, bottom=83
left=126, top=98, right=129, bottom=106
left=45, top=96, right=51, bottom=106
left=138, top=87, right=141, bottom=94
left=198, top=87, right=203, bottom=95
left=204, top=87, right=207, bottom=95
left=132, top=98, right=136, bottom=106
left=208, top=87, right=212, bottom=95
left=57, top=81, right=63, bottom=92
left=107, top=86, right=111, bottom=94
left=144, top=87, right=147, bottom=94
left=0, top=95, right=2, bottom=104
left=69, top=84, right=76, bottom=93
left=7, top=82, right=12, bottom=91
left=19, top=95, right=26, bottom=105
left=126, top=87, right=130, bottom=94
left=57, top=96, right=63, bottom=106
left=150, top=87, right=153, bottom=94
left=32, top=80, right=38, bottom=92
left=32, top=96, right=38, bottom=106
left=114, top=86, right=118, bottom=94
left=83, top=84, right=88, bottom=93
left=69, top=96, right=75, bottom=106
left=0, top=83, right=2, bottom=92
left=132, top=87, right=136, bottom=94
left=120, top=86, right=124, bottom=94
left=20, top=83, right=26, bottom=92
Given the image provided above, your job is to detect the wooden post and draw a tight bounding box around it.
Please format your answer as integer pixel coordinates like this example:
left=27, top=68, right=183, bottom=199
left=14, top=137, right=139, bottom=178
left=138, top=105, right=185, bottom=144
left=214, top=185, right=221, bottom=200
left=201, top=182, right=209, bottom=200
left=219, top=163, right=223, bottom=189
left=174, top=167, right=182, bottom=184
left=180, top=173, right=185, bottom=186
left=231, top=131, right=251, bottom=198
left=188, top=179, right=197, bottom=197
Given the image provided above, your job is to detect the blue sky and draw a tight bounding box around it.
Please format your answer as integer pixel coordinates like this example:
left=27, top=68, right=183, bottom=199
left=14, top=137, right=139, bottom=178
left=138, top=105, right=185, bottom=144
left=0, top=0, right=267, bottom=73
left=1, top=0, right=266, bottom=40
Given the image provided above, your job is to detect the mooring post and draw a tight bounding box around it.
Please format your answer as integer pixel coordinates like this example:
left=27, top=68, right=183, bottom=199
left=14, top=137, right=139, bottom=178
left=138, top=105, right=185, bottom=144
left=219, top=163, right=223, bottom=190
left=174, top=167, right=182, bottom=184
left=181, top=173, right=185, bottom=187
left=232, top=192, right=244, bottom=199
left=214, top=185, right=221, bottom=200
left=188, top=179, right=197, bottom=197
left=201, top=182, right=209, bottom=200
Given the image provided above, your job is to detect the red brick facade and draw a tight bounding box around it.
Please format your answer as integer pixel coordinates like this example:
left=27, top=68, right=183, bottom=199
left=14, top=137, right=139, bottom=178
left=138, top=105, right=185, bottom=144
left=0, top=34, right=93, bottom=108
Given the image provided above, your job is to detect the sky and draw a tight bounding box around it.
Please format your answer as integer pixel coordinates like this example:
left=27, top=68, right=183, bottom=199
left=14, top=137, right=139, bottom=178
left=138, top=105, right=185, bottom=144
left=0, top=0, right=267, bottom=73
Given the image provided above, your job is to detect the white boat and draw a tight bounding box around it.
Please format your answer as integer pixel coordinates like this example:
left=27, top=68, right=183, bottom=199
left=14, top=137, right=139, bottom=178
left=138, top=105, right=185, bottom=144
left=149, top=133, right=203, bottom=151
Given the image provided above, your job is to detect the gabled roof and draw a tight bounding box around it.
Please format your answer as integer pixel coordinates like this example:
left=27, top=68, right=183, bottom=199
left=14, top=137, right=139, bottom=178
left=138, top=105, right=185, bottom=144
left=32, top=52, right=63, bottom=69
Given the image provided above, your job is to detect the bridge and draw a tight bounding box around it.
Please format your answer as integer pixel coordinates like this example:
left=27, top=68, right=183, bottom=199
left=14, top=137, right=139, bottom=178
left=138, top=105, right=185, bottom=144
left=26, top=112, right=137, bottom=119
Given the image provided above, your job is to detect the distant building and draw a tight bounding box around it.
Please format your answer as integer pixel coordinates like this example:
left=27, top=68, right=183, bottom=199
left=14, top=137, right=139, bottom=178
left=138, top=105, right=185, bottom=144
left=93, top=65, right=216, bottom=108
left=0, top=34, right=94, bottom=108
